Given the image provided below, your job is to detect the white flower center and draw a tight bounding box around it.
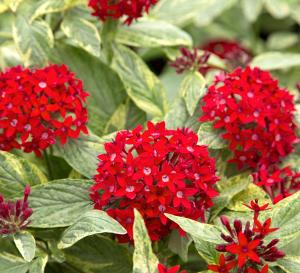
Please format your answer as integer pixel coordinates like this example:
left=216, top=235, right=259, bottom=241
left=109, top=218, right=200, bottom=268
left=143, top=167, right=151, bottom=175
left=39, top=82, right=47, bottom=88
left=176, top=191, right=183, bottom=198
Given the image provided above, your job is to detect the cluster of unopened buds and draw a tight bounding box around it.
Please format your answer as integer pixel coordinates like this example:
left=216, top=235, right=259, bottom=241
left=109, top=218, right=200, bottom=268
left=170, top=40, right=252, bottom=75
left=90, top=121, right=219, bottom=242
left=0, top=185, right=32, bottom=235
left=88, top=0, right=158, bottom=25
left=169, top=47, right=211, bottom=74
left=208, top=199, right=284, bottom=273
left=0, top=64, right=88, bottom=156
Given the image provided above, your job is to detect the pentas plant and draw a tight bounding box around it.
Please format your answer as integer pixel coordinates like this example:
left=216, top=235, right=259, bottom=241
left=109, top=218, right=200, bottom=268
left=200, top=66, right=297, bottom=170
left=88, top=0, right=158, bottom=25
left=253, top=165, right=300, bottom=204
left=0, top=64, right=89, bottom=156
left=0, top=185, right=32, bottom=235
left=201, top=39, right=252, bottom=70
left=208, top=200, right=284, bottom=273
left=90, top=121, right=219, bottom=242
left=158, top=263, right=186, bottom=273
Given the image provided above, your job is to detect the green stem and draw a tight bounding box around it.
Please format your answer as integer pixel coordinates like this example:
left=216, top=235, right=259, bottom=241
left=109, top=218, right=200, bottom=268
left=101, top=19, right=119, bottom=65
left=43, top=149, right=54, bottom=180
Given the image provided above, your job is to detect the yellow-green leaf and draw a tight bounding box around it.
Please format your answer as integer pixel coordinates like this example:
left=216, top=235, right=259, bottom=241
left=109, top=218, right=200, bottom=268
left=58, top=210, right=126, bottom=249
left=251, top=52, right=300, bottom=70
left=227, top=183, right=271, bottom=212
left=13, top=16, right=54, bottom=67
left=116, top=19, right=192, bottom=48
left=0, top=151, right=47, bottom=198
left=29, top=179, right=93, bottom=228
left=197, top=122, right=227, bottom=149
left=133, top=209, right=159, bottom=273
left=112, top=44, right=168, bottom=117
left=30, top=0, right=85, bottom=21
left=61, top=10, right=101, bottom=57
left=276, top=255, right=300, bottom=273
left=13, top=231, right=36, bottom=262
left=180, top=72, right=206, bottom=116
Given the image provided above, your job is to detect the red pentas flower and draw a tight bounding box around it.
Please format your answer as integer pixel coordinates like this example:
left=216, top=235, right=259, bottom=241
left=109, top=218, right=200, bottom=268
left=201, top=39, right=252, bottom=70
left=0, top=185, right=32, bottom=235
left=0, top=64, right=88, bottom=156
left=208, top=254, right=237, bottom=273
left=200, top=66, right=297, bottom=170
left=90, top=121, right=219, bottom=242
left=158, top=263, right=186, bottom=273
left=88, top=0, right=157, bottom=25
left=209, top=200, right=284, bottom=272
left=253, top=164, right=300, bottom=204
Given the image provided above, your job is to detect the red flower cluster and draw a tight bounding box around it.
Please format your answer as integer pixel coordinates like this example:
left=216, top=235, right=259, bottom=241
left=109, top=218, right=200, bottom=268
left=158, top=263, right=186, bottom=273
left=88, top=0, right=157, bottom=25
left=90, top=121, right=219, bottom=242
left=209, top=200, right=284, bottom=272
left=200, top=66, right=297, bottom=169
left=201, top=39, right=252, bottom=70
left=169, top=47, right=211, bottom=74
left=253, top=165, right=300, bottom=204
left=0, top=185, right=32, bottom=235
left=0, top=64, right=88, bottom=156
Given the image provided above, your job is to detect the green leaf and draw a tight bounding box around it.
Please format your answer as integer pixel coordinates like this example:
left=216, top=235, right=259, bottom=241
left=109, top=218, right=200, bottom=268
left=50, top=44, right=128, bottom=136
left=12, top=16, right=54, bottom=67
left=4, top=0, right=23, bottom=12
left=64, top=235, right=132, bottom=273
left=194, top=0, right=237, bottom=26
left=251, top=52, right=300, bottom=70
left=55, top=132, right=115, bottom=178
left=0, top=151, right=47, bottom=198
left=0, top=252, right=30, bottom=273
left=210, top=174, right=252, bottom=220
left=30, top=0, right=85, bottom=21
left=264, top=0, right=291, bottom=19
left=58, top=210, right=127, bottom=249
left=151, top=0, right=208, bottom=26
left=180, top=72, right=206, bottom=116
left=61, top=9, right=101, bottom=57
left=227, top=183, right=271, bottom=212
left=261, top=191, right=300, bottom=248
left=112, top=43, right=168, bottom=117
left=133, top=209, right=159, bottom=273
left=165, top=98, right=189, bottom=129
left=116, top=19, right=192, bottom=48
left=267, top=32, right=299, bottom=50
left=29, top=179, right=93, bottom=228
left=168, top=230, right=192, bottom=262
left=151, top=0, right=236, bottom=26
left=197, top=122, right=227, bottom=149
left=29, top=255, right=48, bottom=273
left=166, top=214, right=223, bottom=244
left=241, top=0, right=263, bottom=22
left=194, top=240, right=219, bottom=264
left=276, top=255, right=300, bottom=273
left=14, top=231, right=36, bottom=262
